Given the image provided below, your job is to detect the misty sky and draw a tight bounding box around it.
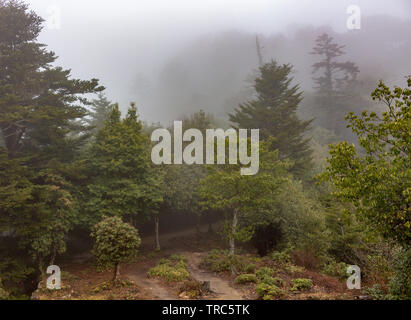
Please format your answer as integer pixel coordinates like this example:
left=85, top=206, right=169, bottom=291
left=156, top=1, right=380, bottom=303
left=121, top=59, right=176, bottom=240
left=26, top=0, right=411, bottom=123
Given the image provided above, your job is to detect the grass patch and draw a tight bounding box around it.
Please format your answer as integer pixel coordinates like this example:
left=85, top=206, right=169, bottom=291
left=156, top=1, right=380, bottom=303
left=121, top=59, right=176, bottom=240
left=147, top=255, right=189, bottom=283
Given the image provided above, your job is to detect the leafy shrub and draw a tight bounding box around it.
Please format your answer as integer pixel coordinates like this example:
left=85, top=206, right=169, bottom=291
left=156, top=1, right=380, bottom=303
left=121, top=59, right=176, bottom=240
left=389, top=247, right=411, bottom=299
left=91, top=216, right=141, bottom=282
left=256, top=283, right=284, bottom=299
left=147, top=255, right=189, bottom=282
left=362, top=284, right=390, bottom=300
left=260, top=275, right=285, bottom=287
left=322, top=260, right=349, bottom=280
left=234, top=274, right=257, bottom=284
left=272, top=251, right=290, bottom=265
left=284, top=264, right=305, bottom=275
left=365, top=253, right=393, bottom=285
left=255, top=267, right=275, bottom=280
left=291, top=278, right=313, bottom=291
left=245, top=263, right=256, bottom=273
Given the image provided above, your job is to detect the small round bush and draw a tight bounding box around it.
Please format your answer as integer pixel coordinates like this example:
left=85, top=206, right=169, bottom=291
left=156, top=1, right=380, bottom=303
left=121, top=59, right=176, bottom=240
left=256, top=267, right=275, bottom=280
left=234, top=274, right=257, bottom=284
left=91, top=216, right=141, bottom=282
left=291, top=278, right=313, bottom=291
left=256, top=282, right=283, bottom=299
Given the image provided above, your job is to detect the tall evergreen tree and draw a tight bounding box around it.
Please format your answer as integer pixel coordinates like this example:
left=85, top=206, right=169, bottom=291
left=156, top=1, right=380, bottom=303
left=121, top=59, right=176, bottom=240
left=85, top=104, right=163, bottom=226
left=310, top=33, right=360, bottom=138
left=229, top=61, right=313, bottom=177
left=87, top=93, right=113, bottom=134
left=0, top=0, right=103, bottom=289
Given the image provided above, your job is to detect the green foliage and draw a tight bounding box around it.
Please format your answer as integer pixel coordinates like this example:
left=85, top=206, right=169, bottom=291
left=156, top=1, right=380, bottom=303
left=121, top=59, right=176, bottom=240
left=199, top=141, right=289, bottom=254
left=272, top=251, right=290, bottom=264
left=0, top=0, right=103, bottom=290
left=320, top=78, right=411, bottom=246
left=256, top=283, right=284, bottom=299
left=229, top=60, right=313, bottom=176
left=362, top=284, right=393, bottom=300
left=259, top=275, right=284, bottom=287
left=275, top=180, right=329, bottom=259
left=245, top=263, right=256, bottom=273
left=291, top=278, right=313, bottom=291
left=322, top=260, right=349, bottom=280
left=389, top=247, right=411, bottom=299
left=147, top=255, right=189, bottom=282
left=255, top=267, right=275, bottom=280
left=201, top=250, right=248, bottom=273
left=91, top=216, right=141, bottom=271
left=87, top=93, right=114, bottom=135
left=85, top=104, right=163, bottom=225
left=234, top=274, right=257, bottom=284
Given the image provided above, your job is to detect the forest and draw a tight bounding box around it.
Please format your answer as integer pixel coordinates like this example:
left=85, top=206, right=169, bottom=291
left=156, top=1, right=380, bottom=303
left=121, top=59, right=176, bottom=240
left=0, top=0, right=410, bottom=301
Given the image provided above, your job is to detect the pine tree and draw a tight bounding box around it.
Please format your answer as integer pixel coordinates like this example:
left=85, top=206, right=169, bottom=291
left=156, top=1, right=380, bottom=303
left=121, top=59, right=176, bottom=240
left=229, top=61, right=313, bottom=177
left=86, top=103, right=163, bottom=226
left=0, top=0, right=103, bottom=286
left=88, top=93, right=113, bottom=134
left=310, top=33, right=360, bottom=138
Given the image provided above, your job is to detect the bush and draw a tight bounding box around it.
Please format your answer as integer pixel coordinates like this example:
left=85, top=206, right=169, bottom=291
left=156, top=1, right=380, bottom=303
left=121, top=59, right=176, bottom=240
left=245, top=263, right=256, bottom=273
left=147, top=255, right=189, bottom=283
left=284, top=264, right=305, bottom=275
left=291, top=278, right=313, bottom=291
left=362, top=284, right=391, bottom=300
left=272, top=251, right=290, bottom=264
left=91, top=216, right=141, bottom=282
left=256, top=267, right=275, bottom=280
left=389, top=247, right=411, bottom=299
left=322, top=260, right=349, bottom=280
left=260, top=275, right=285, bottom=287
left=256, top=283, right=284, bottom=299
left=234, top=274, right=257, bottom=284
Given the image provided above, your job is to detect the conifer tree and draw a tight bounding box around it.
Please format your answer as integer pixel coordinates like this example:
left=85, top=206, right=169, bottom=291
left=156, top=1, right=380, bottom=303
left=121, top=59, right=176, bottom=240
left=310, top=33, right=360, bottom=138
left=0, top=0, right=103, bottom=281
left=86, top=104, right=163, bottom=226
left=229, top=61, right=313, bottom=176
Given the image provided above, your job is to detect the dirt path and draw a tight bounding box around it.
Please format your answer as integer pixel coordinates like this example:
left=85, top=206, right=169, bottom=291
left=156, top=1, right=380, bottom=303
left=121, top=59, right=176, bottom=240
left=183, top=251, right=244, bottom=300
left=125, top=265, right=177, bottom=300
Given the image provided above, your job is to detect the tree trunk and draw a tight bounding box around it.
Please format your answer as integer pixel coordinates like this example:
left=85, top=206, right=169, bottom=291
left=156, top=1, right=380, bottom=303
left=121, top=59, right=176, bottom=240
left=154, top=216, right=160, bottom=251
left=229, top=209, right=238, bottom=256
left=113, top=263, right=120, bottom=283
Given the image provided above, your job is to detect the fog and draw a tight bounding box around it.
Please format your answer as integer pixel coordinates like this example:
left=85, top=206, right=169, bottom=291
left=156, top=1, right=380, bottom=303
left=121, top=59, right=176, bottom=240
left=26, top=0, right=411, bottom=123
